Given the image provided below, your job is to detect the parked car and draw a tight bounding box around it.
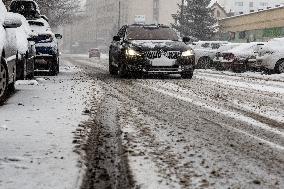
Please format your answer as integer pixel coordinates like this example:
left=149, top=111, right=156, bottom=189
left=216, top=42, right=265, bottom=72
left=192, top=41, right=229, bottom=69
left=89, top=48, right=100, bottom=58
left=109, top=24, right=195, bottom=78
left=9, top=0, right=41, bottom=20
left=0, top=1, right=22, bottom=103
left=28, top=18, right=62, bottom=75
left=16, top=14, right=36, bottom=80
left=213, top=43, right=245, bottom=70
left=256, top=38, right=284, bottom=73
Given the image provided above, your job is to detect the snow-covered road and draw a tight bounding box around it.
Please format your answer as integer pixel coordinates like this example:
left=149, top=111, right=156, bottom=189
left=67, top=55, right=284, bottom=189
left=0, top=60, right=93, bottom=189
left=1, top=54, right=283, bottom=189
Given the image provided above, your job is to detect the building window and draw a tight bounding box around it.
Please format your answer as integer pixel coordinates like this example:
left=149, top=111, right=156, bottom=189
left=217, top=10, right=220, bottom=17
left=235, top=2, right=243, bottom=6
left=260, top=2, right=268, bottom=7
left=249, top=2, right=253, bottom=7
left=153, top=0, right=159, bottom=23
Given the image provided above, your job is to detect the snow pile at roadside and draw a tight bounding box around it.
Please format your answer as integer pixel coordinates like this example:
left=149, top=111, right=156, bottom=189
left=0, top=61, right=92, bottom=189
left=16, top=80, right=39, bottom=85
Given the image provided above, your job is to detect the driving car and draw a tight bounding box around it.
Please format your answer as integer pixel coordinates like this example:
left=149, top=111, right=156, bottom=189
left=0, top=1, right=22, bottom=104
left=28, top=18, right=62, bottom=75
left=89, top=48, right=100, bottom=59
left=109, top=24, right=195, bottom=78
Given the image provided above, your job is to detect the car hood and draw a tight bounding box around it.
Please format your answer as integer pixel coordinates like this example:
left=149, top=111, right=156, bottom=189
left=129, top=40, right=189, bottom=52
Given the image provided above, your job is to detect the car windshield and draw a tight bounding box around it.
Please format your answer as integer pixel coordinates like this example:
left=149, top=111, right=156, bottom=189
left=127, top=26, right=179, bottom=41
left=10, top=1, right=40, bottom=19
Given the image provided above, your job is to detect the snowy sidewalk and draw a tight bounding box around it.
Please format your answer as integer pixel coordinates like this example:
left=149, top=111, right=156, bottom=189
left=0, top=61, right=92, bottom=189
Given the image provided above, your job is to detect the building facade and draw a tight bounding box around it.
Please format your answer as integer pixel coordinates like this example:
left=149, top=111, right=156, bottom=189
left=219, top=6, right=284, bottom=42
left=63, top=0, right=181, bottom=53
left=214, top=0, right=284, bottom=16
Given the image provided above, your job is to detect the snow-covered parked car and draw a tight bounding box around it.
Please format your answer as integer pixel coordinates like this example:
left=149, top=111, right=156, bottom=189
left=0, top=1, right=22, bottom=104
left=256, top=38, right=284, bottom=73
left=15, top=14, right=36, bottom=80
left=192, top=41, right=229, bottom=69
left=9, top=0, right=41, bottom=20
left=28, top=18, right=62, bottom=75
left=213, top=43, right=245, bottom=70
left=217, top=42, right=265, bottom=72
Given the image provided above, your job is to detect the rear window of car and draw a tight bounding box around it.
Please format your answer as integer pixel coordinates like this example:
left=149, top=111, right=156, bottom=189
left=127, top=26, right=179, bottom=41
left=28, top=21, right=44, bottom=26
left=10, top=1, right=37, bottom=12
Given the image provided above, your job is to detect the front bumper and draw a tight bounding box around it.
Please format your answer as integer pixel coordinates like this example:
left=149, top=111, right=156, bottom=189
left=123, top=56, right=195, bottom=74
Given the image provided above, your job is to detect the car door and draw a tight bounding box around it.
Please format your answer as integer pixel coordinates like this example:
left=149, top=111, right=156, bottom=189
left=4, top=27, right=17, bottom=83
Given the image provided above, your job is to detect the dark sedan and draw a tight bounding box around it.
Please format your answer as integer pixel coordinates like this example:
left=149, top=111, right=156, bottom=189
left=109, top=24, right=195, bottom=78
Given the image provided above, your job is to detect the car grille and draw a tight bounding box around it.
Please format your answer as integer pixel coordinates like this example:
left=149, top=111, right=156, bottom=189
left=144, top=51, right=181, bottom=59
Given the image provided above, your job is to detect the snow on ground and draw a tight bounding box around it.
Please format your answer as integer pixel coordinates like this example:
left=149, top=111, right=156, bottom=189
left=0, top=60, right=92, bottom=189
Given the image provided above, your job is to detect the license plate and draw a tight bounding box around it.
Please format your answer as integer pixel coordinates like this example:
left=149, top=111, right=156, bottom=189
left=151, top=56, right=176, bottom=67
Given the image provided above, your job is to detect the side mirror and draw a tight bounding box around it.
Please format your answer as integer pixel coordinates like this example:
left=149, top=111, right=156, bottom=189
left=182, top=37, right=191, bottom=43
left=3, top=13, right=22, bottom=28
left=55, top=34, right=62, bottom=39
left=113, top=36, right=121, bottom=42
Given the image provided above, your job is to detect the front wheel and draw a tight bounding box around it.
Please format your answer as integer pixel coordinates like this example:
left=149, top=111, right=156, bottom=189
left=118, top=64, right=128, bottom=78
left=197, top=57, right=212, bottom=69
left=181, top=71, right=193, bottom=79
left=0, top=59, right=8, bottom=105
left=109, top=55, right=118, bottom=75
left=275, top=60, right=284, bottom=74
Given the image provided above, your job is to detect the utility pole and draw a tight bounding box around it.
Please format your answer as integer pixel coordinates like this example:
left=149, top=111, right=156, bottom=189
left=181, top=0, right=185, bottom=25
left=118, top=1, right=121, bottom=30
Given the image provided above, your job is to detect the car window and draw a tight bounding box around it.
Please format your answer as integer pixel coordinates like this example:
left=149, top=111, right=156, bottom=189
left=211, top=43, right=221, bottom=49
left=126, top=26, right=179, bottom=41
left=201, top=43, right=210, bottom=48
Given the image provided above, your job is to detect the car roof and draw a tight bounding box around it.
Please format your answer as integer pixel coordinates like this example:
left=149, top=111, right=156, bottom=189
left=127, top=24, right=170, bottom=29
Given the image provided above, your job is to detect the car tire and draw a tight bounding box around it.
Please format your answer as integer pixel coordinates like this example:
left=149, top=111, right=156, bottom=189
left=50, top=58, right=59, bottom=76
left=275, top=59, right=284, bottom=74
left=181, top=71, right=193, bottom=79
left=56, top=57, right=60, bottom=74
left=109, top=55, right=118, bottom=75
left=118, top=64, right=128, bottom=78
left=0, top=58, right=8, bottom=105
left=215, top=62, right=225, bottom=71
left=197, top=57, right=212, bottom=69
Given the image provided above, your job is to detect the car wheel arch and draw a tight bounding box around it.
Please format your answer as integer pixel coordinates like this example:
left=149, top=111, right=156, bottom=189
left=275, top=58, right=284, bottom=73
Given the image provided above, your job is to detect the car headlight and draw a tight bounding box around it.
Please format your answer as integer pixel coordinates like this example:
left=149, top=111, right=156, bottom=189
left=126, top=48, right=141, bottom=56
left=181, top=49, right=194, bottom=57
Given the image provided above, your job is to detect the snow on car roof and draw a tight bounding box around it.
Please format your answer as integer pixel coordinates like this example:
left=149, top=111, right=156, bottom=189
left=0, top=0, right=7, bottom=24
left=28, top=18, right=52, bottom=35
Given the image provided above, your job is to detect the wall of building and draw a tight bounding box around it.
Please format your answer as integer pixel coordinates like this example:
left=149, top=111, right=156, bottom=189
left=216, top=0, right=284, bottom=16
left=219, top=6, right=284, bottom=42
left=62, top=0, right=180, bottom=53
